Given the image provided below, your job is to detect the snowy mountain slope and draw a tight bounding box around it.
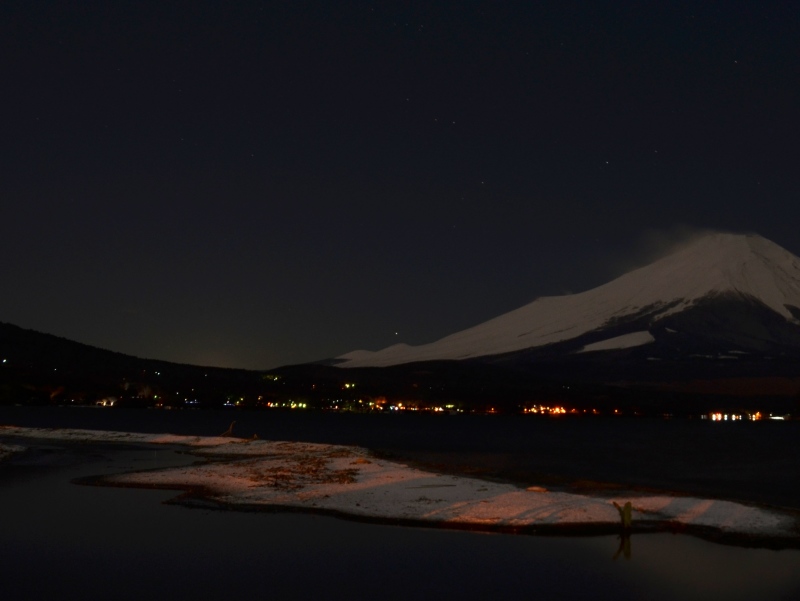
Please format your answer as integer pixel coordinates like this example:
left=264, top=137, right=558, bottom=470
left=337, top=233, right=800, bottom=368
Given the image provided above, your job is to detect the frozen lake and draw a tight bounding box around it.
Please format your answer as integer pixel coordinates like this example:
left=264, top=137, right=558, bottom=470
left=2, top=406, right=800, bottom=508
left=2, top=409, right=800, bottom=599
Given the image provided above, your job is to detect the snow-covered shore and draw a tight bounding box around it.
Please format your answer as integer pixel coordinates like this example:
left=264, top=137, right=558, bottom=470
left=0, top=441, right=26, bottom=461
left=1, top=425, right=796, bottom=543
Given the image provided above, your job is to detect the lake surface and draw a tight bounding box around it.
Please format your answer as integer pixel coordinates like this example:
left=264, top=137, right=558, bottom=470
left=2, top=406, right=800, bottom=508
left=2, top=438, right=800, bottom=601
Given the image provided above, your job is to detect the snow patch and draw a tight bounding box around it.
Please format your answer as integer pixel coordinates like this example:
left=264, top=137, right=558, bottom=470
left=107, top=439, right=795, bottom=537
left=3, top=426, right=796, bottom=540
left=0, top=426, right=258, bottom=448
left=0, top=442, right=25, bottom=461
left=579, top=331, right=655, bottom=353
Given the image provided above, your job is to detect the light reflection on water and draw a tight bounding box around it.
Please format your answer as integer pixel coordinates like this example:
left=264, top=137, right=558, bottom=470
left=1, top=442, right=799, bottom=601
left=608, top=533, right=800, bottom=600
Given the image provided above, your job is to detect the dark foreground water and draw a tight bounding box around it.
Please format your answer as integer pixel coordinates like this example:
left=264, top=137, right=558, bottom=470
left=2, top=406, right=800, bottom=508
left=2, top=440, right=800, bottom=601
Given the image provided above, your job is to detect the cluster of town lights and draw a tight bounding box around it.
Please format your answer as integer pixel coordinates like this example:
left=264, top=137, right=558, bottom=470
left=523, top=405, right=568, bottom=415
left=709, top=412, right=763, bottom=421
left=261, top=401, right=307, bottom=409
left=387, top=403, right=459, bottom=412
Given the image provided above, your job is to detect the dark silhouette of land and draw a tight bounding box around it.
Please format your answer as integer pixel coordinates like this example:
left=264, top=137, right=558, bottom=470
left=2, top=320, right=799, bottom=416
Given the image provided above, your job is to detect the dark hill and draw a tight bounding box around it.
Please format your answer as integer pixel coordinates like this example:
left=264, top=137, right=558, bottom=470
left=2, top=320, right=799, bottom=416
left=0, top=322, right=262, bottom=406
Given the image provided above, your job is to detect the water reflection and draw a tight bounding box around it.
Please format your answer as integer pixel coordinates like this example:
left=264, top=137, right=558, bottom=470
left=613, top=533, right=632, bottom=560
left=614, top=533, right=800, bottom=600
left=1, top=442, right=800, bottom=601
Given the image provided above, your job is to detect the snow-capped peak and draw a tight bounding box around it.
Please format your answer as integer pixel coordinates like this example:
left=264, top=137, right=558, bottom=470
left=337, top=233, right=800, bottom=367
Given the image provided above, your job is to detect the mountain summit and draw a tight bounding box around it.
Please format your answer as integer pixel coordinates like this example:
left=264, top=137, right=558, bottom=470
left=337, top=233, right=800, bottom=368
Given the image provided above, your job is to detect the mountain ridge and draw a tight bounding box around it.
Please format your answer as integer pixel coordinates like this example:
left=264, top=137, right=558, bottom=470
left=337, top=233, right=800, bottom=368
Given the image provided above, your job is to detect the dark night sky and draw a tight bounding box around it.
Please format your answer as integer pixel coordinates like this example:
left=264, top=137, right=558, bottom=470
left=2, top=1, right=798, bottom=369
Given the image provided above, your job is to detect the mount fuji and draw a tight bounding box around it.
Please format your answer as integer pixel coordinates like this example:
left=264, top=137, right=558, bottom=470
left=335, top=233, right=800, bottom=372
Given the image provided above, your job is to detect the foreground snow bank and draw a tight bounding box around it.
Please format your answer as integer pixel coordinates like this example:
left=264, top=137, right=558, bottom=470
left=0, top=425, right=242, bottom=447
left=1, top=426, right=796, bottom=541
left=0, top=442, right=26, bottom=461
